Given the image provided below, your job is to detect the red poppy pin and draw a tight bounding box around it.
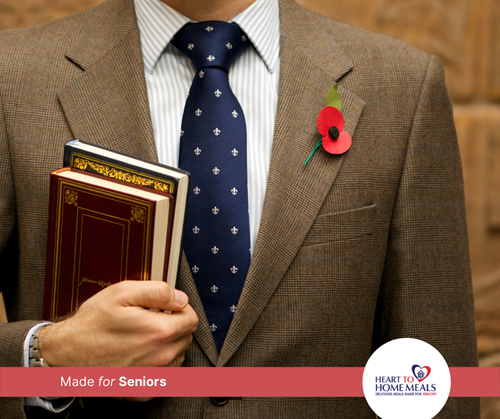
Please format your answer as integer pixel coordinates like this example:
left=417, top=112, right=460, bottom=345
left=303, top=83, right=352, bottom=166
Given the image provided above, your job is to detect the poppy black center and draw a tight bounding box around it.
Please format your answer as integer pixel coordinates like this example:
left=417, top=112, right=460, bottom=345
left=328, top=126, right=340, bottom=140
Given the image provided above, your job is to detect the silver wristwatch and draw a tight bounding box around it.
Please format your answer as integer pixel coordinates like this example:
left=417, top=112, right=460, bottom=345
left=29, top=327, right=50, bottom=367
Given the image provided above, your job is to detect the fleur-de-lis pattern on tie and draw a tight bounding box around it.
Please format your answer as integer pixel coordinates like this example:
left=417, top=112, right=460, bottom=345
left=172, top=21, right=251, bottom=352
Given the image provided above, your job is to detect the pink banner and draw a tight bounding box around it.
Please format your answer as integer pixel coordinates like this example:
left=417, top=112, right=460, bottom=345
left=0, top=367, right=497, bottom=398
left=450, top=368, right=499, bottom=397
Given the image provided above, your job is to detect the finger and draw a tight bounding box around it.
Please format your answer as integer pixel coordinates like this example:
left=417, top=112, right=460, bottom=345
left=113, top=281, right=189, bottom=312
left=169, top=350, right=186, bottom=368
left=176, top=351, right=186, bottom=367
left=146, top=332, right=192, bottom=367
left=141, top=305, right=198, bottom=350
left=155, top=304, right=199, bottom=339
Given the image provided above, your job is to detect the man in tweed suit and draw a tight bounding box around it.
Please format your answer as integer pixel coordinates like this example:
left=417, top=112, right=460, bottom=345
left=0, top=0, right=479, bottom=417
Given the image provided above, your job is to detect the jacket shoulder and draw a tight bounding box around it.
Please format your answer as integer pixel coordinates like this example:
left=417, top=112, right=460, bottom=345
left=0, top=6, right=95, bottom=57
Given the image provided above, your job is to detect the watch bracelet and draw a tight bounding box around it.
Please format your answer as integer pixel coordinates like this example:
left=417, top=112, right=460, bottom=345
left=29, top=326, right=50, bottom=367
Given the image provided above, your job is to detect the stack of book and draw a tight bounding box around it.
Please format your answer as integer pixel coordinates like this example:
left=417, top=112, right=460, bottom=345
left=43, top=140, right=189, bottom=320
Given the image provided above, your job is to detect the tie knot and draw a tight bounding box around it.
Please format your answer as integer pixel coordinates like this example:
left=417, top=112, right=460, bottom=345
left=172, top=21, right=249, bottom=72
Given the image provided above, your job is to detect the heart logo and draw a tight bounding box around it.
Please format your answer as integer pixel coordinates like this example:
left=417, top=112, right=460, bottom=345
left=412, top=365, right=431, bottom=382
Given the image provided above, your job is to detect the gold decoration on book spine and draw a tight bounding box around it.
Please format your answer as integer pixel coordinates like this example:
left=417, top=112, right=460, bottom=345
left=131, top=206, right=145, bottom=223
left=64, top=189, right=78, bottom=206
left=73, top=158, right=172, bottom=193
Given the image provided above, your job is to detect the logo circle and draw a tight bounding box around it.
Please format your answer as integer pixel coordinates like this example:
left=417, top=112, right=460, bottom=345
left=362, top=338, right=451, bottom=419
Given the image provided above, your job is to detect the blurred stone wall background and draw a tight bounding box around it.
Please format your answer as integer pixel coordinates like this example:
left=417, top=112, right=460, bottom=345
left=1, top=0, right=499, bottom=416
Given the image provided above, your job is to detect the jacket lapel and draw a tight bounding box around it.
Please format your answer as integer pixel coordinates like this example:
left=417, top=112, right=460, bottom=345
left=218, top=0, right=366, bottom=366
left=57, top=0, right=157, bottom=162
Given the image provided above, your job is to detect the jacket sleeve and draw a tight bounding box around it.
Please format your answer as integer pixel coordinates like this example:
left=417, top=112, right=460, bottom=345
left=372, top=56, right=479, bottom=417
left=0, top=80, right=53, bottom=419
left=0, top=91, right=43, bottom=370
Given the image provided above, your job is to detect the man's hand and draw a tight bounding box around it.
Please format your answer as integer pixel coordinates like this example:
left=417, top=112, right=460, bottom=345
left=38, top=281, right=198, bottom=367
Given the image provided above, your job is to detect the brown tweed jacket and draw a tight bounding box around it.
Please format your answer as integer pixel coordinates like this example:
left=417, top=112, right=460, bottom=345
left=0, top=0, right=479, bottom=417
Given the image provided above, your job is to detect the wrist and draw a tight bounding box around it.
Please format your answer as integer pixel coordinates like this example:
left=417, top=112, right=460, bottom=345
left=38, top=321, right=70, bottom=367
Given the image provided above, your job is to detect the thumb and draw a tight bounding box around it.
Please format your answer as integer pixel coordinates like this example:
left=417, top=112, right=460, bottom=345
left=113, top=280, right=188, bottom=311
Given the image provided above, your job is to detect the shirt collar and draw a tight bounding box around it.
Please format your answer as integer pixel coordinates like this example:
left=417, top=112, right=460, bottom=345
left=134, top=0, right=280, bottom=74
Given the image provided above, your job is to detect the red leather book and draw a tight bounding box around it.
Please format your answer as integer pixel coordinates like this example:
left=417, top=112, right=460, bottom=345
left=43, top=167, right=174, bottom=321
left=63, top=139, right=190, bottom=287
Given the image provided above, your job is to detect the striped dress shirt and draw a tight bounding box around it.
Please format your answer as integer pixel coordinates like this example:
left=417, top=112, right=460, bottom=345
left=135, top=0, right=280, bottom=254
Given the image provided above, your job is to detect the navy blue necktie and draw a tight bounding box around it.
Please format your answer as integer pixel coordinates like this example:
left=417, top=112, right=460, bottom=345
left=173, top=22, right=251, bottom=352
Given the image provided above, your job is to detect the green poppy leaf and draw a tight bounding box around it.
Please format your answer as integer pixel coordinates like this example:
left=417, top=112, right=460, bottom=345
left=325, top=83, right=342, bottom=111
